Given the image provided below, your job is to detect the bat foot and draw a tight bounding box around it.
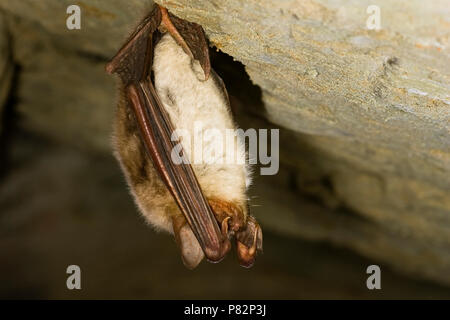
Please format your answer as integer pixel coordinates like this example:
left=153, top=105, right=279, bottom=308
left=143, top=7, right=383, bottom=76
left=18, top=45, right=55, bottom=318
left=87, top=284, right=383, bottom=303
left=159, top=6, right=193, bottom=59
left=157, top=5, right=210, bottom=80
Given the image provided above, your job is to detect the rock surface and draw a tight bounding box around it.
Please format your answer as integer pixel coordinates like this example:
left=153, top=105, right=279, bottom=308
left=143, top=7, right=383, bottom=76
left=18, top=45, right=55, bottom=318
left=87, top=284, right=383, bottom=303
left=0, top=0, right=449, bottom=286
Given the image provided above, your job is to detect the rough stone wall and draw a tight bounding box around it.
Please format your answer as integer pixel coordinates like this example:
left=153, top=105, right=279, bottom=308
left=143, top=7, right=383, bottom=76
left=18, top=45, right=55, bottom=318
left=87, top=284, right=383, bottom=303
left=156, top=0, right=450, bottom=284
left=0, top=1, right=448, bottom=285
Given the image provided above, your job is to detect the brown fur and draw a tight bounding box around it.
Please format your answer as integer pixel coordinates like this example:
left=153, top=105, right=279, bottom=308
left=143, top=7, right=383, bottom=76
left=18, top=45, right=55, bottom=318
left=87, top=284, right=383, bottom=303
left=112, top=86, right=180, bottom=233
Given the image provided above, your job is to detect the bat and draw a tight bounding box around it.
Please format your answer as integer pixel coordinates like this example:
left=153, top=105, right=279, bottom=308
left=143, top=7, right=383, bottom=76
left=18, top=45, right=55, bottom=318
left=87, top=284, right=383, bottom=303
left=106, top=5, right=262, bottom=269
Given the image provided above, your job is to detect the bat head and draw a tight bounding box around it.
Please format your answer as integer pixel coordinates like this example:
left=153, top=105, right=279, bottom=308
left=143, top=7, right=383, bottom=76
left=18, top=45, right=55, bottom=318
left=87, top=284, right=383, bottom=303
left=208, top=198, right=247, bottom=234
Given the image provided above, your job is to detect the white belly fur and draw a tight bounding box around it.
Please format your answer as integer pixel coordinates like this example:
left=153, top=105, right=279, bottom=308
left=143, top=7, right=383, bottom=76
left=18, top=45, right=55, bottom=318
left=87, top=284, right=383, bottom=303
left=152, top=33, right=251, bottom=206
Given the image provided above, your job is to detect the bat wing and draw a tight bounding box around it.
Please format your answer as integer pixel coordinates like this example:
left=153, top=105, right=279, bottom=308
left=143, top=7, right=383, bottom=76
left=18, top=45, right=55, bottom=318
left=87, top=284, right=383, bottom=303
left=126, top=81, right=229, bottom=262
left=106, top=6, right=229, bottom=262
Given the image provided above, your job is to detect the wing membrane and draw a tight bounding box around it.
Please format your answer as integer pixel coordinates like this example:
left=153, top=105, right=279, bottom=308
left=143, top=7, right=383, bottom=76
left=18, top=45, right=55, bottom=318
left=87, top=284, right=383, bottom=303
left=128, top=81, right=226, bottom=261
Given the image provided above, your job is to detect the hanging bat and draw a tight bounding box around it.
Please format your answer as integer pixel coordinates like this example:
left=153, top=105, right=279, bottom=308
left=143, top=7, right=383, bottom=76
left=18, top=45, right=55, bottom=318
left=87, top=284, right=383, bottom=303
left=106, top=5, right=262, bottom=269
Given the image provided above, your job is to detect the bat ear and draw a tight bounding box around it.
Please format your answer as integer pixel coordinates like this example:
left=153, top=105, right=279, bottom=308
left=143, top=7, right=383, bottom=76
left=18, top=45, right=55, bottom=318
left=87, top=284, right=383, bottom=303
left=235, top=216, right=263, bottom=268
left=172, top=216, right=204, bottom=269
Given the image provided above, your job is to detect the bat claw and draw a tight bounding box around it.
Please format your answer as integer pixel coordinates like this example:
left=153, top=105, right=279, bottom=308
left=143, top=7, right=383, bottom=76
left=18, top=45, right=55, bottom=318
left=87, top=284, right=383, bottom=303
left=159, top=6, right=193, bottom=59
left=158, top=5, right=211, bottom=80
